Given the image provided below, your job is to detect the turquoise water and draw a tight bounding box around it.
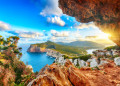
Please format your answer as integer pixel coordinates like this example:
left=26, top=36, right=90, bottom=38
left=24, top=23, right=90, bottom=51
left=19, top=44, right=55, bottom=72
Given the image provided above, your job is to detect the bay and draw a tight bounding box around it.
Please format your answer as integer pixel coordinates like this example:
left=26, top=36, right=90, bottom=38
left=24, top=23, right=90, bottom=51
left=18, top=44, right=55, bottom=72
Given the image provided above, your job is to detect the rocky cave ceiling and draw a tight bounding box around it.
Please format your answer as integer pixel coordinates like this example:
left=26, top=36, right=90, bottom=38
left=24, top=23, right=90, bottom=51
left=59, top=0, right=120, bottom=46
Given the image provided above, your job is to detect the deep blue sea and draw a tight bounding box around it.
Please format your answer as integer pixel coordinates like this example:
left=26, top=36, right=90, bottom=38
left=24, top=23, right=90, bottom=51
left=18, top=44, right=55, bottom=72
left=18, top=44, right=97, bottom=72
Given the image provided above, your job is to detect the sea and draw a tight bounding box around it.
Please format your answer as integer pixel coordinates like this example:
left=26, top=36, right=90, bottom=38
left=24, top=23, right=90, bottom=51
left=18, top=44, right=55, bottom=72
left=18, top=44, right=97, bottom=72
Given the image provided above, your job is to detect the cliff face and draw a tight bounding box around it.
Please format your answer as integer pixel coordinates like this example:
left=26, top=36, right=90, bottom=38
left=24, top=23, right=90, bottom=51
left=59, top=0, right=120, bottom=46
left=28, top=45, right=63, bottom=58
left=27, top=45, right=46, bottom=53
left=28, top=59, right=120, bottom=86
left=47, top=49, right=63, bottom=58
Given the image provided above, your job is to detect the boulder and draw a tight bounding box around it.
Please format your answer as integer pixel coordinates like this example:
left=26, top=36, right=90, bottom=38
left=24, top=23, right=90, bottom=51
left=58, top=57, right=65, bottom=65
left=106, top=51, right=112, bottom=56
left=99, top=60, right=108, bottom=66
left=90, top=58, right=98, bottom=67
left=78, top=59, right=86, bottom=67
left=73, top=59, right=78, bottom=66
left=69, top=59, right=73, bottom=63
left=114, top=57, right=120, bottom=66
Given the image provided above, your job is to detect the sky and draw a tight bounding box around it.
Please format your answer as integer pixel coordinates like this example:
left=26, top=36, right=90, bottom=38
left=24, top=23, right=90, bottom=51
left=0, top=0, right=114, bottom=45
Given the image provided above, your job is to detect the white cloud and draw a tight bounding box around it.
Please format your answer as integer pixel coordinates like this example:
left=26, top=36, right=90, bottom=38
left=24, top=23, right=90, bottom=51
left=0, top=21, right=11, bottom=31
left=14, top=31, right=44, bottom=38
left=40, top=0, right=62, bottom=16
left=47, top=16, right=65, bottom=26
left=75, top=23, right=97, bottom=29
left=85, top=36, right=98, bottom=39
left=51, top=30, right=69, bottom=37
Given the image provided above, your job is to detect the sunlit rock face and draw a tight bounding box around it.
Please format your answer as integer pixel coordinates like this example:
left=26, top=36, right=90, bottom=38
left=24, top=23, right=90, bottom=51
left=59, top=0, right=120, bottom=46
left=28, top=59, right=120, bottom=86
left=27, top=45, right=46, bottom=53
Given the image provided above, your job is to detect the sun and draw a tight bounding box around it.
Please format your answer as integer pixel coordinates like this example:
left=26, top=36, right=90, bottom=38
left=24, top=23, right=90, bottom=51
left=97, top=33, right=111, bottom=40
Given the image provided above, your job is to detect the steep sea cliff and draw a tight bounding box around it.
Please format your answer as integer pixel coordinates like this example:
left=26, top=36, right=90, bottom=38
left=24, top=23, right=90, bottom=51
left=27, top=45, right=46, bottom=53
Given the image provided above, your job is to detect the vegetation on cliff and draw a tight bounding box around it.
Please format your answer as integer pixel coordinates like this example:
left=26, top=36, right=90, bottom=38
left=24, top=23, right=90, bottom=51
left=32, top=41, right=87, bottom=56
left=63, top=54, right=91, bottom=61
left=105, top=45, right=120, bottom=51
left=57, top=41, right=105, bottom=49
left=0, top=36, right=35, bottom=86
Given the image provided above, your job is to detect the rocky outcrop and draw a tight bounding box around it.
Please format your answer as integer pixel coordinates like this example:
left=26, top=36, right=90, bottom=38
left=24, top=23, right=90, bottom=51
left=59, top=0, right=120, bottom=46
left=90, top=58, right=98, bottom=67
left=27, top=45, right=46, bottom=53
left=46, top=49, right=63, bottom=58
left=28, top=59, right=120, bottom=86
left=114, top=57, right=120, bottom=66
left=93, top=50, right=120, bottom=57
left=27, top=45, right=63, bottom=58
left=78, top=59, right=86, bottom=67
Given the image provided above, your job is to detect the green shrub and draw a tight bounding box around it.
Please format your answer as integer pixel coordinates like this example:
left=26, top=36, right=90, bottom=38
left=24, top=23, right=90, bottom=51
left=105, top=45, right=120, bottom=50
left=10, top=44, right=15, bottom=47
left=0, top=61, right=3, bottom=65
left=0, top=36, right=35, bottom=85
left=78, top=54, right=91, bottom=61
left=2, top=47, right=8, bottom=50
left=4, top=64, right=9, bottom=69
left=14, top=49, right=20, bottom=53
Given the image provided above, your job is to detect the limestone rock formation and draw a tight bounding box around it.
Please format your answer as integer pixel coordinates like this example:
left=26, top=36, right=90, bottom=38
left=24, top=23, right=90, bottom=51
left=78, top=59, right=86, bottom=67
left=28, top=59, right=120, bottom=86
left=99, top=59, right=108, bottom=65
left=90, top=58, right=98, bottom=67
left=93, top=50, right=120, bottom=57
left=47, top=49, right=63, bottom=58
left=114, top=57, right=120, bottom=66
left=27, top=45, right=46, bottom=53
left=59, top=0, right=120, bottom=46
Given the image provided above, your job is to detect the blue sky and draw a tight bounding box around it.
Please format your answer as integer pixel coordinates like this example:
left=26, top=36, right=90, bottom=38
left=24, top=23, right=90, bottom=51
left=0, top=0, right=114, bottom=45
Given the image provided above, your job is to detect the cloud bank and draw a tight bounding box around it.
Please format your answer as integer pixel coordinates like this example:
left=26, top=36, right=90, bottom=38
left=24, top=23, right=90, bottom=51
left=0, top=21, right=11, bottom=31
left=40, top=0, right=62, bottom=16
left=75, top=23, right=97, bottom=29
left=51, top=30, right=69, bottom=37
left=7, top=30, right=44, bottom=38
left=47, top=16, right=65, bottom=26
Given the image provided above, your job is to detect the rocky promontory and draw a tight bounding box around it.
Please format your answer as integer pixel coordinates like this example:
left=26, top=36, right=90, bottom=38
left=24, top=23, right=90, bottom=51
left=27, top=45, right=46, bottom=53
left=46, top=49, right=63, bottom=58
left=27, top=45, right=63, bottom=58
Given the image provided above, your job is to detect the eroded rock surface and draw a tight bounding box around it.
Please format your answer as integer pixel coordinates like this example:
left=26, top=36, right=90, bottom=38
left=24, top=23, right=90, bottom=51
left=28, top=60, right=120, bottom=86
left=59, top=0, right=120, bottom=46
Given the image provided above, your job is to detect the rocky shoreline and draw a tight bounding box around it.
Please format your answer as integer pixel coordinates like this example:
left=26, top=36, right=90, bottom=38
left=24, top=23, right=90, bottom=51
left=27, top=45, right=120, bottom=86
left=27, top=45, right=46, bottom=53
left=55, top=49, right=120, bottom=67
left=27, top=45, right=63, bottom=58
left=27, top=45, right=120, bottom=67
